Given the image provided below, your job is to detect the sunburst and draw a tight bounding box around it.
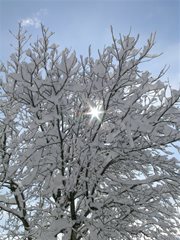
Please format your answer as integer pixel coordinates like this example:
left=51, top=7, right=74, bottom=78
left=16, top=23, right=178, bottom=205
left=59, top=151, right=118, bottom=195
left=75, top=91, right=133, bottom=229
left=86, top=104, right=104, bottom=122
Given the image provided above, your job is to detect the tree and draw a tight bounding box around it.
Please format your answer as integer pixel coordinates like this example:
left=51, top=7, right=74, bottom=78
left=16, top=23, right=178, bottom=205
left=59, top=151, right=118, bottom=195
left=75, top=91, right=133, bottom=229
left=0, top=24, right=180, bottom=240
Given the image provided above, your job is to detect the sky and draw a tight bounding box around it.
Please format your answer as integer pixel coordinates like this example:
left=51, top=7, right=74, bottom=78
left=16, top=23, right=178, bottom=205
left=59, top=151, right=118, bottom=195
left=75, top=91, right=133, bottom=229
left=0, top=0, right=180, bottom=88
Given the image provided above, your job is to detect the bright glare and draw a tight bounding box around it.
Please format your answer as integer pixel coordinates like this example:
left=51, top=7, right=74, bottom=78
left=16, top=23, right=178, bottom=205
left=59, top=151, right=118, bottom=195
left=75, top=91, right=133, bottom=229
left=86, top=105, right=104, bottom=121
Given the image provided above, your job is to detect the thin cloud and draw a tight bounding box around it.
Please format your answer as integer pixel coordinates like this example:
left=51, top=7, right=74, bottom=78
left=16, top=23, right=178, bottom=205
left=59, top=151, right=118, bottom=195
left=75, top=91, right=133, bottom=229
left=36, top=8, right=48, bottom=17
left=21, top=17, right=41, bottom=28
left=20, top=8, right=47, bottom=28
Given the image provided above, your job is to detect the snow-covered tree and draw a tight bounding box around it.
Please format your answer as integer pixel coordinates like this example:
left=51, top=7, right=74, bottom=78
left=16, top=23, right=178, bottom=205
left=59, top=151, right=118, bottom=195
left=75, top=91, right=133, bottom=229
left=0, top=24, right=180, bottom=240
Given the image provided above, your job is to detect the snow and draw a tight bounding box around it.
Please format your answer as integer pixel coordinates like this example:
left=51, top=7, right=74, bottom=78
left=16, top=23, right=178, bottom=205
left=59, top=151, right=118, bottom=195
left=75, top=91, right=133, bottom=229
left=0, top=25, right=179, bottom=240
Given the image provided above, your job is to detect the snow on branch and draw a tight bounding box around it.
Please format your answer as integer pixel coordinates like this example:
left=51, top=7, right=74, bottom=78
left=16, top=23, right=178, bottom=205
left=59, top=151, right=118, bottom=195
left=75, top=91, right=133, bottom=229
left=0, top=24, right=179, bottom=240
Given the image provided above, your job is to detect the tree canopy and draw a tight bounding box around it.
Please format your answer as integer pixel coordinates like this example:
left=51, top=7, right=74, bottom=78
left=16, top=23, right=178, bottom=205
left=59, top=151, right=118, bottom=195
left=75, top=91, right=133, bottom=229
left=0, top=24, right=180, bottom=240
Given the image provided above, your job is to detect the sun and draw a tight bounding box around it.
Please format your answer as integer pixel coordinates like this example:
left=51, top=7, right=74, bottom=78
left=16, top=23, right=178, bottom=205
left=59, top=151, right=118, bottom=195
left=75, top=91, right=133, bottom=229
left=86, top=105, right=104, bottom=121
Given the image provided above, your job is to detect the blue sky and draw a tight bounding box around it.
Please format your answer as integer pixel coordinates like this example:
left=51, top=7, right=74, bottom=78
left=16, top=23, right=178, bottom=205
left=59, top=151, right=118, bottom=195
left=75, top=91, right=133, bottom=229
left=0, top=0, right=180, bottom=88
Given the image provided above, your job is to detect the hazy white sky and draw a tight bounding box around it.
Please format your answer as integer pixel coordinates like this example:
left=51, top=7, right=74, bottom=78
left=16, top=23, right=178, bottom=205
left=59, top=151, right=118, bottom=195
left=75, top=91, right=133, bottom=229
left=0, top=0, right=180, bottom=87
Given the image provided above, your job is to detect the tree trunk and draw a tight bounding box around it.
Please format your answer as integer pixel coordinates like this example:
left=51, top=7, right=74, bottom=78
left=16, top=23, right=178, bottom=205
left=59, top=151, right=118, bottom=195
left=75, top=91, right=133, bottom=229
left=70, top=228, right=77, bottom=240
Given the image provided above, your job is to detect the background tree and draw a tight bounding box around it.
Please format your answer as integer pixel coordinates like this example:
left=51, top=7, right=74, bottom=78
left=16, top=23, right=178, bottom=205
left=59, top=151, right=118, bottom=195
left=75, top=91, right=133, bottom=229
left=0, top=24, right=180, bottom=240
